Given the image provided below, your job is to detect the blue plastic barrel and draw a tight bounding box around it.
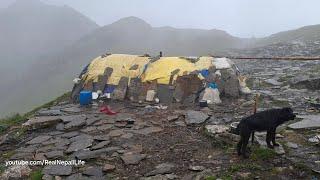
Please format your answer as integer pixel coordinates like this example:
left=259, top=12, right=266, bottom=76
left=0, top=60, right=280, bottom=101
left=79, top=91, right=92, bottom=105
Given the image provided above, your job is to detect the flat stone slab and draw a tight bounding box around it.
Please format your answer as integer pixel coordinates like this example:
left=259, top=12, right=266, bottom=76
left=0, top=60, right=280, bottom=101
left=93, top=135, right=110, bottom=141
left=61, top=107, right=81, bottom=113
left=64, top=118, right=86, bottom=130
left=60, top=131, right=80, bottom=138
left=75, top=147, right=120, bottom=160
left=185, top=110, right=209, bottom=125
left=60, top=115, right=86, bottom=123
left=288, top=115, right=320, bottom=129
left=66, top=138, right=93, bottom=153
left=45, top=150, right=64, bottom=159
left=23, top=116, right=61, bottom=127
left=134, top=127, right=163, bottom=135
left=145, top=163, right=175, bottom=176
left=91, top=141, right=110, bottom=150
left=43, top=165, right=72, bottom=176
left=121, top=152, right=146, bottom=165
left=83, top=166, right=103, bottom=177
left=108, top=129, right=125, bottom=137
left=38, top=109, right=62, bottom=116
left=26, top=135, right=52, bottom=145
left=265, top=79, right=282, bottom=86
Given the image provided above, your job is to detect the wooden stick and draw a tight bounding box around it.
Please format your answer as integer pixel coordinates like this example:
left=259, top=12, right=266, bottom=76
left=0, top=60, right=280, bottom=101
left=212, top=56, right=320, bottom=61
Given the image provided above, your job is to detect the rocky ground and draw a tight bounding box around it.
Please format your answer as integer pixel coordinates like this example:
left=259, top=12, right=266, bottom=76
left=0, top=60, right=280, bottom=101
left=0, top=59, right=319, bottom=180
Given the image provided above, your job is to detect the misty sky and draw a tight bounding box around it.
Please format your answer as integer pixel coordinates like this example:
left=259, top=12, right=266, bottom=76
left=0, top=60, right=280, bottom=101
left=3, top=0, right=320, bottom=38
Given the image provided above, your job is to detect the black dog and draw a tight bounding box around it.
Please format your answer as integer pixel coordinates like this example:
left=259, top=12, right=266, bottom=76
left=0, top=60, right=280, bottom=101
left=236, top=107, right=296, bottom=158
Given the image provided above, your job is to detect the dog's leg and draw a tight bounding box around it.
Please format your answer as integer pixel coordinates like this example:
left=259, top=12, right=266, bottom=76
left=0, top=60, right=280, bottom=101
left=237, top=136, right=243, bottom=156
left=266, top=131, right=274, bottom=149
left=241, top=133, right=250, bottom=158
left=251, top=131, right=255, bottom=144
left=271, top=128, right=280, bottom=146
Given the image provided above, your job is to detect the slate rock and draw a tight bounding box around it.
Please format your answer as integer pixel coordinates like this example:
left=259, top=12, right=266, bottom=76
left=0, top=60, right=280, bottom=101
left=60, top=131, right=79, bottom=138
left=45, top=151, right=64, bottom=159
left=60, top=115, right=86, bottom=123
left=75, top=147, right=120, bottom=160
left=93, top=135, right=110, bottom=141
left=97, top=124, right=113, bottom=131
left=64, top=118, right=86, bottom=130
left=167, top=115, right=179, bottom=122
left=91, top=141, right=110, bottom=150
left=83, top=166, right=103, bottom=177
left=23, top=116, right=61, bottom=127
left=103, top=164, right=116, bottom=172
left=61, top=107, right=81, bottom=113
left=265, top=79, right=282, bottom=86
left=185, top=110, right=209, bottom=125
left=55, top=123, right=64, bottom=131
left=43, top=165, right=72, bottom=176
left=288, top=115, right=320, bottom=129
left=66, top=138, right=93, bottom=153
left=286, top=142, right=298, bottom=149
left=65, top=173, right=89, bottom=180
left=134, top=127, right=163, bottom=135
left=10, top=153, right=34, bottom=160
left=26, top=135, right=51, bottom=145
left=108, top=129, right=125, bottom=137
left=188, top=165, right=205, bottom=171
left=121, top=152, right=146, bottom=165
left=38, top=109, right=62, bottom=116
left=145, top=163, right=175, bottom=176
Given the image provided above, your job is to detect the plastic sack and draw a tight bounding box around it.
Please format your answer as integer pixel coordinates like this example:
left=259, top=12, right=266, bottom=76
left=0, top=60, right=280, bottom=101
left=202, top=88, right=222, bottom=104
left=238, top=76, right=251, bottom=94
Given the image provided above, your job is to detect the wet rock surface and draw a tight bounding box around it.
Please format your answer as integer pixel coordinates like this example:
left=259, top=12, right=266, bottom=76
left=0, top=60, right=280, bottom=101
left=1, top=59, right=319, bottom=179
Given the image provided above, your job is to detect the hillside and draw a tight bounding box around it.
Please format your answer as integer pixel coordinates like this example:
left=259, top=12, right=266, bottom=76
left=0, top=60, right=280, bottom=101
left=0, top=0, right=98, bottom=117
left=254, top=24, right=320, bottom=47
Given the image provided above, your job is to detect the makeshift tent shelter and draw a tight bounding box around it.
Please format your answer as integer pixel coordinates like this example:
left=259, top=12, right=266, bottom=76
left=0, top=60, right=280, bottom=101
left=71, top=53, right=250, bottom=104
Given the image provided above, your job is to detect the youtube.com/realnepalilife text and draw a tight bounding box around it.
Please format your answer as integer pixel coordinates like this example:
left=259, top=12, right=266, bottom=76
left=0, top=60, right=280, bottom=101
left=5, top=159, right=85, bottom=167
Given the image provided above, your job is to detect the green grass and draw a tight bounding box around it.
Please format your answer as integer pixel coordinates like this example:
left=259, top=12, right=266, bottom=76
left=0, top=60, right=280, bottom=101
left=29, top=169, right=43, bottom=180
left=251, top=146, right=276, bottom=161
left=0, top=114, right=27, bottom=134
left=215, top=162, right=263, bottom=179
left=271, top=99, right=290, bottom=107
left=1, top=150, right=15, bottom=159
left=205, top=176, right=217, bottom=180
left=0, top=164, right=5, bottom=174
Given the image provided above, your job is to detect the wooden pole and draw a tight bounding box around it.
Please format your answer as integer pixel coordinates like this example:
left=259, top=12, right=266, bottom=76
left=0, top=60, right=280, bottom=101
left=211, top=56, right=320, bottom=61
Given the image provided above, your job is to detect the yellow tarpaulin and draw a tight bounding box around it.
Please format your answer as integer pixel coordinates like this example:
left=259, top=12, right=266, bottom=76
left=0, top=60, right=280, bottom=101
left=82, top=54, right=150, bottom=85
left=142, top=56, right=214, bottom=84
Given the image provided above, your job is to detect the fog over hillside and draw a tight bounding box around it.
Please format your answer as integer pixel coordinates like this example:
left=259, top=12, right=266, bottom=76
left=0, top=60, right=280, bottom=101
left=1, top=0, right=320, bottom=117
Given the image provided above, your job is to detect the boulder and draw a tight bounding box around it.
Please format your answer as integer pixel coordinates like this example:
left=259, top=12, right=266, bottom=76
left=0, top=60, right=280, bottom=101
left=185, top=110, right=209, bottom=125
